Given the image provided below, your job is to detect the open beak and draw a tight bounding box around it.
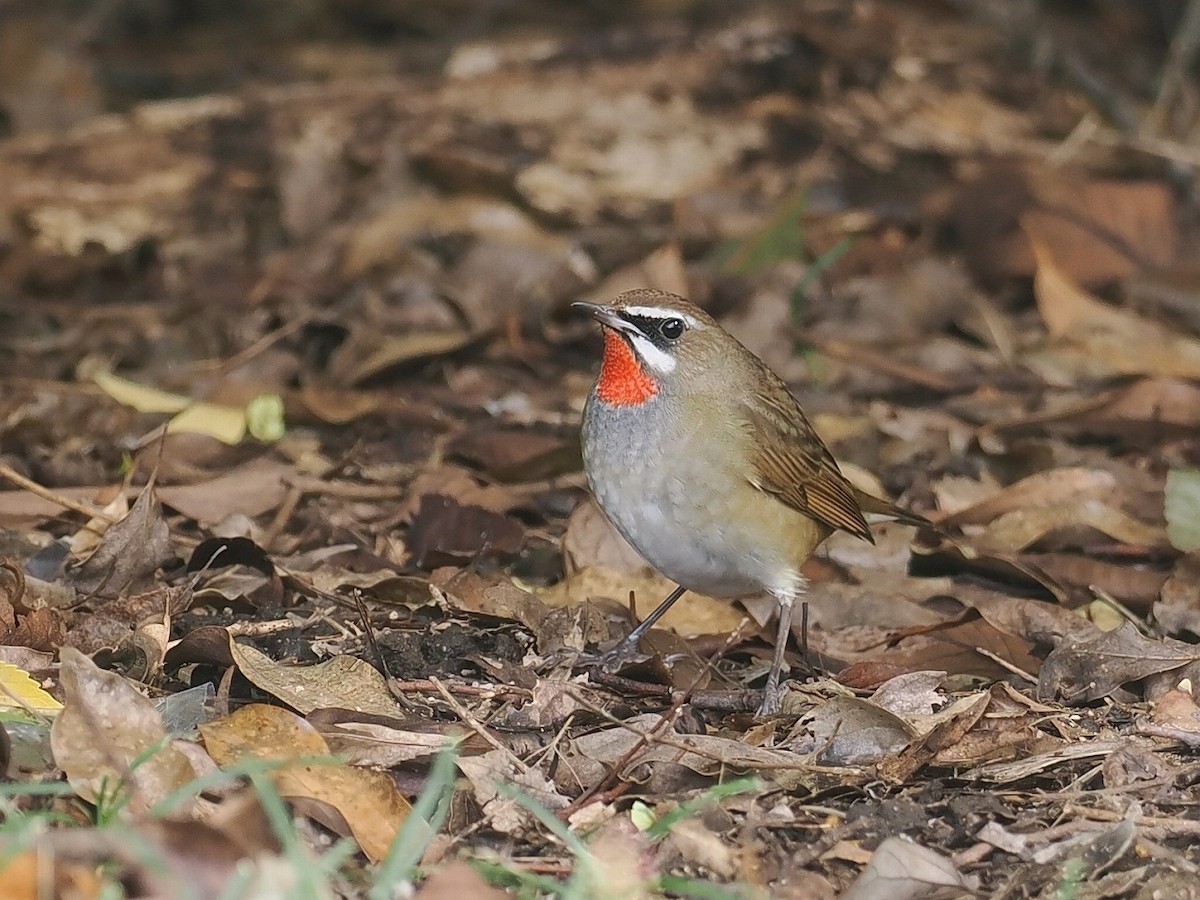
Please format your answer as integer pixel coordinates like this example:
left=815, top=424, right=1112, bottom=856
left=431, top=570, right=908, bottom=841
left=571, top=301, right=633, bottom=334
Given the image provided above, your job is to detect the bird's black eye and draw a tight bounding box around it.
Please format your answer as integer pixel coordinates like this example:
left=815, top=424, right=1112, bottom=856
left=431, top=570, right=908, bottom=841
left=659, top=318, right=685, bottom=340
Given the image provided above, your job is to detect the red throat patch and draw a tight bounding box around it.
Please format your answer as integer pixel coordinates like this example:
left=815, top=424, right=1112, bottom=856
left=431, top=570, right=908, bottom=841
left=596, top=328, right=658, bottom=407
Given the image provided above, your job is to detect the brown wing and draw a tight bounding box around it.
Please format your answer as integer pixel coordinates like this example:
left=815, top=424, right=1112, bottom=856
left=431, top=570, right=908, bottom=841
left=741, top=373, right=874, bottom=544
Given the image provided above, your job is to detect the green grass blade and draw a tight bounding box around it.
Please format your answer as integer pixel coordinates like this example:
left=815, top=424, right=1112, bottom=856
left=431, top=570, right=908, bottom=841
left=370, top=742, right=461, bottom=898
left=645, top=778, right=762, bottom=841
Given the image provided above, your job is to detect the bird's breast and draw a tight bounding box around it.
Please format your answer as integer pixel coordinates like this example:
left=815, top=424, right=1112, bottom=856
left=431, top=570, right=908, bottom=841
left=581, top=391, right=825, bottom=599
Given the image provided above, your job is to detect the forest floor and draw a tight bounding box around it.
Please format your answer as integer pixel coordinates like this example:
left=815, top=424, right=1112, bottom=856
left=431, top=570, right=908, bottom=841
left=2, top=1, right=1200, bottom=897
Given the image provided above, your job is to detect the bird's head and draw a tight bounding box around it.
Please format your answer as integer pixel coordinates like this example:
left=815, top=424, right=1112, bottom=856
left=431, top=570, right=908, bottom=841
left=573, top=289, right=721, bottom=407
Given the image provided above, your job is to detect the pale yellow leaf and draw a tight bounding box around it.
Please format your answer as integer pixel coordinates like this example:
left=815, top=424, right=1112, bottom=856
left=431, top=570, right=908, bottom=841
left=0, top=662, right=62, bottom=712
left=93, top=369, right=192, bottom=414
left=167, top=402, right=248, bottom=444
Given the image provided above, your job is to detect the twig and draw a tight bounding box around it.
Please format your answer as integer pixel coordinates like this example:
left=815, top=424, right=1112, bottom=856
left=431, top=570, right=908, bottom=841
left=1145, top=0, right=1200, bottom=137
left=429, top=675, right=530, bottom=774
left=389, top=679, right=531, bottom=699
left=192, top=314, right=313, bottom=377
left=260, top=483, right=304, bottom=552
left=1063, top=803, right=1200, bottom=837
left=0, top=461, right=121, bottom=524
left=974, top=646, right=1037, bottom=684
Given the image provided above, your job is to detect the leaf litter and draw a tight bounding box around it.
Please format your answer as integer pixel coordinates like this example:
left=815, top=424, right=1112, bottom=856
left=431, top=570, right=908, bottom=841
left=1, top=2, right=1200, bottom=898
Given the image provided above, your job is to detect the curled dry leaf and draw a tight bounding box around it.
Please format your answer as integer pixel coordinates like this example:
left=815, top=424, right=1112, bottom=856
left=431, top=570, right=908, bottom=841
left=929, top=685, right=1061, bottom=768
left=70, top=480, right=171, bottom=597
left=942, top=467, right=1122, bottom=527
left=490, top=680, right=580, bottom=730
left=199, top=703, right=412, bottom=863
left=986, top=377, right=1200, bottom=444
left=868, top=671, right=945, bottom=721
left=0, top=591, right=66, bottom=653
left=975, top=500, right=1167, bottom=554
left=430, top=567, right=548, bottom=631
left=790, top=696, right=915, bottom=766
left=51, top=647, right=199, bottom=815
left=1015, top=176, right=1177, bottom=284
left=318, top=720, right=459, bottom=767
left=568, top=713, right=806, bottom=783
left=966, top=739, right=1129, bottom=784
left=879, top=692, right=990, bottom=782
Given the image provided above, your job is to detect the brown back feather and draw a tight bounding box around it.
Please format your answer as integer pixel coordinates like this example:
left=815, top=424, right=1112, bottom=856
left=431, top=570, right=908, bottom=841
left=741, top=371, right=874, bottom=544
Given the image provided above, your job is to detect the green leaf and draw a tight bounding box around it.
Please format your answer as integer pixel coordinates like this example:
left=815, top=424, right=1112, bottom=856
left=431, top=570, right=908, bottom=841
left=1166, top=469, right=1200, bottom=551
left=629, top=799, right=656, bottom=832
left=246, top=393, right=286, bottom=442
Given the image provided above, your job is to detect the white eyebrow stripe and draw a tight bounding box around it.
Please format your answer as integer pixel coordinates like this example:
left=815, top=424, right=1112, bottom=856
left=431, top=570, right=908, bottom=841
left=620, top=306, right=702, bottom=328
left=627, top=332, right=677, bottom=374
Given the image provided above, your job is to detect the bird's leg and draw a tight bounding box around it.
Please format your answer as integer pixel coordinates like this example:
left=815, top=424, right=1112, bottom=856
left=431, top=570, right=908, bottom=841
left=618, top=584, right=687, bottom=649
left=598, top=584, right=687, bottom=667
left=758, top=591, right=795, bottom=716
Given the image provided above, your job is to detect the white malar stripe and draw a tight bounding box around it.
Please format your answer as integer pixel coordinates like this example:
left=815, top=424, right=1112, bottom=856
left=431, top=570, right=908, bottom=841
left=620, top=306, right=703, bottom=328
left=627, top=332, right=676, bottom=374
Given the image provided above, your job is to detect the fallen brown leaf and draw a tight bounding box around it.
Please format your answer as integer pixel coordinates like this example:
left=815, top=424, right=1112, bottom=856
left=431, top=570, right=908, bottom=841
left=229, top=639, right=406, bottom=717
left=51, top=647, right=200, bottom=815
left=199, top=703, right=412, bottom=863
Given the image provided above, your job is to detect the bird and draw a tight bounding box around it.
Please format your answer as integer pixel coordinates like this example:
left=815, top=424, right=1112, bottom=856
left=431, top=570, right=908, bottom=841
left=573, top=288, right=925, bottom=716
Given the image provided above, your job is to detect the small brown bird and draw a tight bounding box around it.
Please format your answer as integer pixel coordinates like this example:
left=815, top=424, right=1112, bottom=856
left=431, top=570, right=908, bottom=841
left=574, top=289, right=922, bottom=716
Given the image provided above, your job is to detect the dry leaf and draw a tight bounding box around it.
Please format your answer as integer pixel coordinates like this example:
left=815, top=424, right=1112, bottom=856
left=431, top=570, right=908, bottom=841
left=1028, top=237, right=1200, bottom=379
left=229, top=640, right=406, bottom=718
left=156, top=458, right=293, bottom=524
left=0, top=662, right=62, bottom=712
left=537, top=565, right=746, bottom=638
left=1038, top=622, right=1199, bottom=704
left=413, top=861, right=510, bottom=900
left=843, top=836, right=977, bottom=900
left=71, top=480, right=172, bottom=596
left=199, top=704, right=411, bottom=862
left=51, top=647, right=198, bottom=815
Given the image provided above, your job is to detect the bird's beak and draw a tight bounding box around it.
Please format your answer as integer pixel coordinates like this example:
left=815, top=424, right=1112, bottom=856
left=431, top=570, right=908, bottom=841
left=571, top=301, right=631, bottom=333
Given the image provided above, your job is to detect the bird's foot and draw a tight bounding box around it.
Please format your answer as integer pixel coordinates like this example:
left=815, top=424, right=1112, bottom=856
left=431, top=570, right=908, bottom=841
left=552, top=635, right=650, bottom=672
left=594, top=636, right=652, bottom=673
left=756, top=672, right=788, bottom=717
